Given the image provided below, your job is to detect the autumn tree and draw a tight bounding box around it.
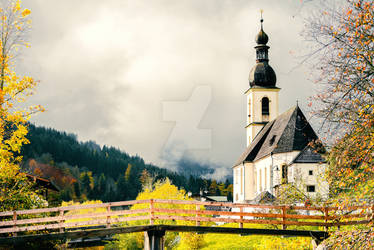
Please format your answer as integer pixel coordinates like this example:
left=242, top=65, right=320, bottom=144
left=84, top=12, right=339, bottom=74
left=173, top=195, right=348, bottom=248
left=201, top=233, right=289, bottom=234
left=304, top=0, right=373, bottom=204
left=140, top=169, right=153, bottom=191
left=0, top=0, right=44, bottom=211
left=208, top=179, right=218, bottom=195
left=107, top=178, right=205, bottom=249
left=304, top=1, right=373, bottom=248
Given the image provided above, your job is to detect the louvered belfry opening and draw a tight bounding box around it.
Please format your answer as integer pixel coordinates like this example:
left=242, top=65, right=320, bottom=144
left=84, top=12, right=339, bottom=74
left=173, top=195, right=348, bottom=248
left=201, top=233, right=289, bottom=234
left=262, top=97, right=270, bottom=121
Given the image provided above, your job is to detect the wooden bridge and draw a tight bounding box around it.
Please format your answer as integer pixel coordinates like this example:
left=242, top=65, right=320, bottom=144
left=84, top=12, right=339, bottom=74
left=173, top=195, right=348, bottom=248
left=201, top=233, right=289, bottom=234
left=0, top=199, right=372, bottom=249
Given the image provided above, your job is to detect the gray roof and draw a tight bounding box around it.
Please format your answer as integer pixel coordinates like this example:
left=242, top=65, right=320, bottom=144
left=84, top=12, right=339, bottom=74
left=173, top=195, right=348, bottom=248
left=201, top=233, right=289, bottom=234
left=291, top=145, right=326, bottom=164
left=234, top=106, right=320, bottom=166
left=206, top=196, right=228, bottom=202
left=254, top=191, right=276, bottom=204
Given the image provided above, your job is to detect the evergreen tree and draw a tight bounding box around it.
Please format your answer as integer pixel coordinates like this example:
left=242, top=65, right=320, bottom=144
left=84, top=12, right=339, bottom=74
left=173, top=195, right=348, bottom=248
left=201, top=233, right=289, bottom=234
left=73, top=182, right=81, bottom=199
left=209, top=180, right=219, bottom=195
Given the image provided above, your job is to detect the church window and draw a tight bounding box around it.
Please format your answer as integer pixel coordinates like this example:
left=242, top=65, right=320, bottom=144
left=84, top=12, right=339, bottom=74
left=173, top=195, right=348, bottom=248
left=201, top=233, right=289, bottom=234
left=235, top=169, right=239, bottom=184
left=281, top=164, right=288, bottom=184
left=256, top=48, right=268, bottom=60
left=254, top=170, right=257, bottom=193
left=264, top=167, right=267, bottom=190
left=261, top=97, right=270, bottom=115
left=309, top=170, right=313, bottom=176
left=259, top=169, right=262, bottom=191
left=240, top=168, right=243, bottom=195
left=307, top=185, right=315, bottom=192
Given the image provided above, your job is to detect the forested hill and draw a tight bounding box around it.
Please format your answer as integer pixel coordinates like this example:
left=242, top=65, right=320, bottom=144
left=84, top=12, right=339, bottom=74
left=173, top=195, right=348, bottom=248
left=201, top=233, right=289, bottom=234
left=21, top=124, right=233, bottom=203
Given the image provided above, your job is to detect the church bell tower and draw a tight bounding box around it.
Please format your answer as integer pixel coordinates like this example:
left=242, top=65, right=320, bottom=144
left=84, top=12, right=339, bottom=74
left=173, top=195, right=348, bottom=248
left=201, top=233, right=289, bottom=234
left=246, top=16, right=280, bottom=146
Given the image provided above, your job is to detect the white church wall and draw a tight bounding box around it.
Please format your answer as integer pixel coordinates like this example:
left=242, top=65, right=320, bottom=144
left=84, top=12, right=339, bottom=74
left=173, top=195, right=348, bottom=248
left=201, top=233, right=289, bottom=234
left=252, top=151, right=300, bottom=197
left=234, top=151, right=330, bottom=204
left=254, top=156, right=272, bottom=194
left=245, top=88, right=280, bottom=146
left=233, top=164, right=246, bottom=203
left=247, top=89, right=279, bottom=123
left=244, top=162, right=255, bottom=201
left=246, top=124, right=265, bottom=146
left=289, top=163, right=329, bottom=199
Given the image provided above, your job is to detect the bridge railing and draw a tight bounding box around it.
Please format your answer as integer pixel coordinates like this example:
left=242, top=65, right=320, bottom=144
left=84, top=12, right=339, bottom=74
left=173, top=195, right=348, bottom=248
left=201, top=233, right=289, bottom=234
left=0, top=199, right=372, bottom=235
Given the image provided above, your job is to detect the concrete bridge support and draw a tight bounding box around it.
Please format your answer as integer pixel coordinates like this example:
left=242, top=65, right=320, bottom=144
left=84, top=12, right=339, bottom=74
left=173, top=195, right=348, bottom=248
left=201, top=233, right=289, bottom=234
left=144, top=229, right=165, bottom=250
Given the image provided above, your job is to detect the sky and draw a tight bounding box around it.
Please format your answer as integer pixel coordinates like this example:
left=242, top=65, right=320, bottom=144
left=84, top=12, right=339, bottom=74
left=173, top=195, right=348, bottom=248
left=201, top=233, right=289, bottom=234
left=16, top=0, right=324, bottom=180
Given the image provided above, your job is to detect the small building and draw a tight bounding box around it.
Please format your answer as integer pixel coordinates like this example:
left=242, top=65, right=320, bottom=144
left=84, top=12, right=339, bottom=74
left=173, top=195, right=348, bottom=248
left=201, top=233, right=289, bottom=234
left=232, top=18, right=328, bottom=204
left=26, top=173, right=59, bottom=200
left=189, top=192, right=230, bottom=211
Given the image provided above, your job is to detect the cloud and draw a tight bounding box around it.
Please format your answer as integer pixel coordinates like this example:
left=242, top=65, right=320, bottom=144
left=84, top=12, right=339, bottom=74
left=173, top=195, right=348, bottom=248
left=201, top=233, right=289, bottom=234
left=17, top=0, right=323, bottom=175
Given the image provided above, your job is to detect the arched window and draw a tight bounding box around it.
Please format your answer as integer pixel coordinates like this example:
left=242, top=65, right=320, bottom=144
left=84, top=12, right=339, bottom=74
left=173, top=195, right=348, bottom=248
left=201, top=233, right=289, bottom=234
left=261, top=97, right=269, bottom=115
left=240, top=168, right=243, bottom=195
left=281, top=164, right=288, bottom=184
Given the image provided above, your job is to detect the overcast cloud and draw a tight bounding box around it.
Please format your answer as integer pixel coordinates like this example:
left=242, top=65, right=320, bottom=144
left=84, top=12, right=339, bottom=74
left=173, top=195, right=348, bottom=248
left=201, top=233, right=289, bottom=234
left=16, top=0, right=323, bottom=178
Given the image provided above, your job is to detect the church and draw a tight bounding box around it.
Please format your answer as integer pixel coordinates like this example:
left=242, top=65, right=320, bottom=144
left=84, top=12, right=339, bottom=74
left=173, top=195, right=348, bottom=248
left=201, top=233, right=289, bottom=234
left=232, top=18, right=329, bottom=204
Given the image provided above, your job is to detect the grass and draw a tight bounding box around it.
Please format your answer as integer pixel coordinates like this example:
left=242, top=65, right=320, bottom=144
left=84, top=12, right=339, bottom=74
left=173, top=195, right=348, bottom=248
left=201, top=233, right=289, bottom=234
left=199, top=223, right=313, bottom=250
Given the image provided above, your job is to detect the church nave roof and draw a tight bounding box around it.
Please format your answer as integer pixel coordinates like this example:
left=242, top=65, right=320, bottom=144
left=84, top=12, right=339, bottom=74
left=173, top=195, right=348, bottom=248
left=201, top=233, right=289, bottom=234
left=234, top=105, right=320, bottom=166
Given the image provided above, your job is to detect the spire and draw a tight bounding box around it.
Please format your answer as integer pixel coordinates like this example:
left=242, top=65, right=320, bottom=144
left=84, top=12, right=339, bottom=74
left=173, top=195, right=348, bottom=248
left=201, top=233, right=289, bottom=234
left=255, top=11, right=269, bottom=46
left=248, top=12, right=277, bottom=88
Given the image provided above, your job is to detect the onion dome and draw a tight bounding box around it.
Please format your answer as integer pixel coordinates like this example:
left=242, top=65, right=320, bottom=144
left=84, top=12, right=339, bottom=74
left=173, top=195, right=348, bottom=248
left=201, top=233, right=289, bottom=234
left=249, top=62, right=276, bottom=87
left=249, top=16, right=277, bottom=88
left=255, top=29, right=268, bottom=45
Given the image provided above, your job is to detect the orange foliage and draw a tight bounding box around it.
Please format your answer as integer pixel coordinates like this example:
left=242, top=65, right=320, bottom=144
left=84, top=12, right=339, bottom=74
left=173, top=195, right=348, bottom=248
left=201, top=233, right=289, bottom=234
left=25, top=159, right=77, bottom=189
left=304, top=0, right=373, bottom=205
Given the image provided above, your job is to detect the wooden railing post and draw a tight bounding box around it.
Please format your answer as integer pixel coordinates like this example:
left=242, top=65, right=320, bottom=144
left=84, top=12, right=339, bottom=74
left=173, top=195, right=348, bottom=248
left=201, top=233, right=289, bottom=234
left=59, top=209, right=64, bottom=233
left=12, top=211, right=17, bottom=237
left=150, top=199, right=154, bottom=225
left=239, top=207, right=243, bottom=229
left=324, top=207, right=329, bottom=232
left=282, top=206, right=287, bottom=230
left=196, top=204, right=200, bottom=226
left=106, top=204, right=111, bottom=228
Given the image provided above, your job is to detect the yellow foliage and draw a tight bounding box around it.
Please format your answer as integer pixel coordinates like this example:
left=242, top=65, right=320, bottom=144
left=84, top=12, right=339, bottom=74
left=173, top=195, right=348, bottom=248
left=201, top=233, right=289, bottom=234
left=21, top=8, right=30, bottom=17
left=136, top=178, right=190, bottom=201
left=177, top=232, right=205, bottom=250
left=62, top=200, right=105, bottom=214
left=108, top=179, right=207, bottom=249
left=131, top=178, right=202, bottom=227
left=0, top=0, right=44, bottom=211
left=62, top=200, right=110, bottom=228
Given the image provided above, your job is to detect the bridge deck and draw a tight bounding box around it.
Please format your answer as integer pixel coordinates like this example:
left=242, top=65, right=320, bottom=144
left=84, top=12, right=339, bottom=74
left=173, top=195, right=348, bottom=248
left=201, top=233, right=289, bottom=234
left=0, top=225, right=329, bottom=246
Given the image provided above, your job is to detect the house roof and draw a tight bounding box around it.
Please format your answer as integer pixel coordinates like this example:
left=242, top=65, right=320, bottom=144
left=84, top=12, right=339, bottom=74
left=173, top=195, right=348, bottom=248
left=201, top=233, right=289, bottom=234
left=253, top=191, right=276, bottom=204
left=189, top=193, right=228, bottom=202
left=290, top=145, right=326, bottom=164
left=206, top=196, right=228, bottom=202
left=234, top=105, right=319, bottom=166
left=25, top=173, right=59, bottom=191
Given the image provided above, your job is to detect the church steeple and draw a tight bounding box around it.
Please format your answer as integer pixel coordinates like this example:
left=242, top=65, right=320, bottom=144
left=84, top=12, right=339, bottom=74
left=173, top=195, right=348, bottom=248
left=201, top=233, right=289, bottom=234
left=245, top=13, right=280, bottom=146
left=255, top=15, right=269, bottom=61
left=249, top=16, right=277, bottom=88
